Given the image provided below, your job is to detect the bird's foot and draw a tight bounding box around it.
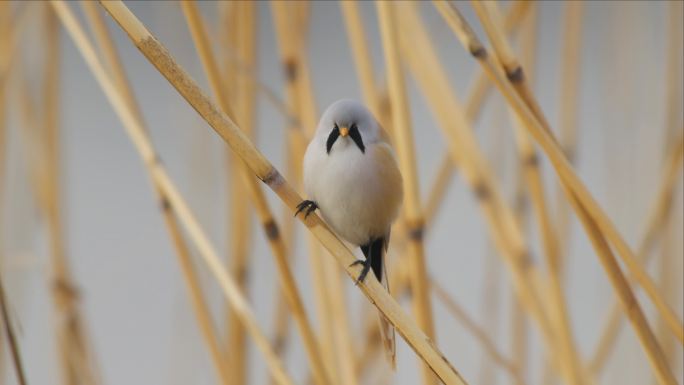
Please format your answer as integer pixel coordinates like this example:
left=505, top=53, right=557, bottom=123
left=350, top=259, right=372, bottom=285
left=295, top=200, right=318, bottom=218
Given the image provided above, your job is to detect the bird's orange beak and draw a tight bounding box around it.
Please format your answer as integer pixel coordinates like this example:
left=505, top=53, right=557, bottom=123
left=339, top=126, right=349, bottom=137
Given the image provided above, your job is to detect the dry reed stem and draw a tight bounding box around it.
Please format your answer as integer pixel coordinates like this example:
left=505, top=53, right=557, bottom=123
left=98, top=1, right=468, bottom=384
left=0, top=274, right=27, bottom=385
left=589, top=139, right=684, bottom=375
left=41, top=6, right=101, bottom=385
left=270, top=4, right=349, bottom=384
left=272, top=4, right=362, bottom=384
left=377, top=3, right=437, bottom=383
left=491, top=0, right=683, bottom=350
left=663, top=1, right=683, bottom=143
left=433, top=281, right=527, bottom=385
left=416, top=0, right=532, bottom=238
left=397, top=4, right=558, bottom=367
left=655, top=213, right=679, bottom=383
left=51, top=2, right=296, bottom=384
left=79, top=3, right=232, bottom=384
left=433, top=3, right=678, bottom=384
left=555, top=1, right=584, bottom=266
left=179, top=3, right=332, bottom=385
left=440, top=0, right=683, bottom=348
left=340, top=1, right=382, bottom=124
left=222, top=6, right=254, bottom=380
left=472, top=2, right=588, bottom=384
left=289, top=3, right=360, bottom=381
left=220, top=5, right=252, bottom=382
left=160, top=205, right=233, bottom=385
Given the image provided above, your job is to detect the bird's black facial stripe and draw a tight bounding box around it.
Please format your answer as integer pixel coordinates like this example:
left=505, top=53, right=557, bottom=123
left=326, top=123, right=365, bottom=154
left=349, top=123, right=365, bottom=153
left=326, top=124, right=340, bottom=154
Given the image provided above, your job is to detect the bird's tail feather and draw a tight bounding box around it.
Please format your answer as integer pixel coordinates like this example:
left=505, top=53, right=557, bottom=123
left=364, top=236, right=396, bottom=369
left=376, top=239, right=396, bottom=369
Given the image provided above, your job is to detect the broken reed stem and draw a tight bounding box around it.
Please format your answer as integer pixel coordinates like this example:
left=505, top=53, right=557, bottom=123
left=433, top=282, right=527, bottom=385
left=78, top=3, right=232, bottom=384
left=179, top=2, right=332, bottom=385
left=376, top=3, right=437, bottom=384
left=0, top=275, right=27, bottom=385
left=98, top=1, right=467, bottom=384
left=589, top=139, right=684, bottom=375
left=51, top=2, right=296, bottom=384
left=433, top=3, right=678, bottom=384
left=472, top=2, right=588, bottom=385
left=397, top=3, right=559, bottom=370
left=555, top=1, right=584, bottom=267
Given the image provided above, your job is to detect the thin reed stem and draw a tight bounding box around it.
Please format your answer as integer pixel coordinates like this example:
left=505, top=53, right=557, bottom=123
left=41, top=6, right=101, bottom=385
left=433, top=282, right=527, bottom=385
left=555, top=1, right=584, bottom=267
left=471, top=2, right=588, bottom=384
left=270, top=3, right=351, bottom=384
left=433, top=3, right=678, bottom=384
left=0, top=275, right=27, bottom=385
left=340, top=1, right=382, bottom=124
left=180, top=3, right=332, bottom=384
left=51, top=2, right=296, bottom=384
left=79, top=3, right=232, bottom=384
left=396, top=3, right=559, bottom=371
left=377, top=3, right=436, bottom=383
left=589, top=139, right=684, bottom=375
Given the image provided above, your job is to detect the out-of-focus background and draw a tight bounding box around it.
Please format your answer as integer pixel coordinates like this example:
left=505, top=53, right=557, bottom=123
left=0, top=1, right=682, bottom=385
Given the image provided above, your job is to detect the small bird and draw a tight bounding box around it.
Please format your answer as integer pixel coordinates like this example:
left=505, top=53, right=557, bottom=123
left=297, top=99, right=403, bottom=367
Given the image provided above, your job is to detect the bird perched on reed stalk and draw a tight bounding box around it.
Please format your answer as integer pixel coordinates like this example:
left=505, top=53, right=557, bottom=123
left=297, top=99, right=402, bottom=367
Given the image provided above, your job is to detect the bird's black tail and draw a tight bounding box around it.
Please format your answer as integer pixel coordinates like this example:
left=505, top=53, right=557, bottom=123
left=361, top=236, right=396, bottom=369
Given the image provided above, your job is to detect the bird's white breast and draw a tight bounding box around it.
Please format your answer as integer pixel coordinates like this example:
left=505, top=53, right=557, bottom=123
left=303, top=138, right=402, bottom=246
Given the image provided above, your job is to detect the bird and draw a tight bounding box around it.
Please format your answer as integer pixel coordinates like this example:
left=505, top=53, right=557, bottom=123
left=297, top=99, right=403, bottom=367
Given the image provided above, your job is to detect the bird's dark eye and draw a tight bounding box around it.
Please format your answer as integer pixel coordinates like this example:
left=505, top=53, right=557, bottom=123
left=349, top=123, right=365, bottom=153
left=326, top=124, right=340, bottom=154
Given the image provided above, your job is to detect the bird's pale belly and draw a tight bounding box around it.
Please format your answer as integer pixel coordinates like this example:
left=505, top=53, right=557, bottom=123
left=312, top=148, right=401, bottom=246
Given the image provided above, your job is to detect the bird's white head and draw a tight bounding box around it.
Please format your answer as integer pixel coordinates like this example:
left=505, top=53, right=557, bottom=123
left=316, top=99, right=381, bottom=155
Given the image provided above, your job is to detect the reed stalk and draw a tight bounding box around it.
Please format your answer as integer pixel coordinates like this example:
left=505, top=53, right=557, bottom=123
left=40, top=6, right=102, bottom=385
left=433, top=282, right=527, bottom=385
left=472, top=2, right=588, bottom=384
left=270, top=4, right=350, bottom=384
left=274, top=4, right=363, bottom=384
left=226, top=6, right=254, bottom=383
left=0, top=274, right=26, bottom=385
left=589, top=139, right=684, bottom=375
left=555, top=1, right=584, bottom=267
left=180, top=3, right=331, bottom=384
left=377, top=3, right=437, bottom=383
left=96, top=1, right=468, bottom=383
left=440, top=0, right=684, bottom=347
left=396, top=4, right=559, bottom=371
left=339, top=1, right=382, bottom=124
left=51, top=2, right=297, bottom=384
left=433, top=3, right=678, bottom=383
left=79, top=3, right=233, bottom=384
